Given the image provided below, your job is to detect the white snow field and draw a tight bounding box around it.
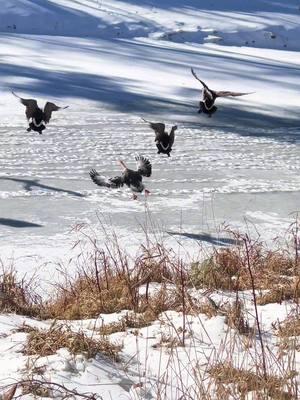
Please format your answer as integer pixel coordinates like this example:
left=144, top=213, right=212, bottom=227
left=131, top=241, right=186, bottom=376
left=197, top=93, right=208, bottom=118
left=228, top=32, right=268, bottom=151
left=0, top=0, right=300, bottom=398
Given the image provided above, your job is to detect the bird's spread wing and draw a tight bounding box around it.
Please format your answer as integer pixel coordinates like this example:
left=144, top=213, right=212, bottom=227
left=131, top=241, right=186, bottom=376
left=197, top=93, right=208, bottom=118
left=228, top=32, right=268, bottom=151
left=43, top=102, right=69, bottom=123
left=191, top=69, right=215, bottom=101
left=215, top=91, right=253, bottom=98
left=191, top=68, right=210, bottom=90
left=12, top=91, right=38, bottom=120
left=136, top=155, right=152, bottom=177
left=169, top=127, right=176, bottom=147
left=89, top=169, right=124, bottom=188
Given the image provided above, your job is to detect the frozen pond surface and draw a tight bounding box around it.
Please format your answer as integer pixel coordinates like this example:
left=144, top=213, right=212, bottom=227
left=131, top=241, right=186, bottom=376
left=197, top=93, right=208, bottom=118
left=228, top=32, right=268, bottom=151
left=0, top=24, right=300, bottom=274
left=0, top=108, right=299, bottom=273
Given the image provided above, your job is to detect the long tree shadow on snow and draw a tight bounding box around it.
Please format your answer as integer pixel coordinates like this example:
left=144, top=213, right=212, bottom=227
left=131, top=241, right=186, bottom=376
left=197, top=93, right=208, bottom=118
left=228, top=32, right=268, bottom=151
left=122, top=0, right=298, bottom=14
left=167, top=231, right=241, bottom=247
left=0, top=177, right=85, bottom=198
left=4, top=62, right=300, bottom=134
left=0, top=218, right=42, bottom=228
left=3, top=62, right=187, bottom=114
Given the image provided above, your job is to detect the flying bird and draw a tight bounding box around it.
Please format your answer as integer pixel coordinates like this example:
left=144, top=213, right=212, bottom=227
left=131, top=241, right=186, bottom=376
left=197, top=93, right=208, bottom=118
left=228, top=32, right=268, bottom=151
left=191, top=68, right=252, bottom=117
left=89, top=155, right=152, bottom=200
left=142, top=118, right=177, bottom=157
left=12, top=91, right=69, bottom=134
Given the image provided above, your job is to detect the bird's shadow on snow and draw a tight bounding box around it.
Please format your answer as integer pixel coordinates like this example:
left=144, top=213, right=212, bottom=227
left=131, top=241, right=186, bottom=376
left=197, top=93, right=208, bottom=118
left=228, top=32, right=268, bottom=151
left=0, top=217, right=42, bottom=228
left=167, top=231, right=241, bottom=246
left=0, top=177, right=85, bottom=198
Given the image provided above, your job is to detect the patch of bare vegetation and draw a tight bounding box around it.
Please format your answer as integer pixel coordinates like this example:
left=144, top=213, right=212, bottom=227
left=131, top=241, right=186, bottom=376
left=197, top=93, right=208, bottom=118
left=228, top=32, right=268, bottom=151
left=23, top=323, right=122, bottom=361
left=45, top=229, right=188, bottom=321
left=190, top=245, right=297, bottom=293
left=274, top=314, right=300, bottom=353
left=209, top=362, right=295, bottom=400
left=99, top=312, right=154, bottom=335
left=0, top=380, right=98, bottom=400
left=224, top=300, right=253, bottom=336
left=0, top=267, right=48, bottom=319
left=189, top=224, right=300, bottom=307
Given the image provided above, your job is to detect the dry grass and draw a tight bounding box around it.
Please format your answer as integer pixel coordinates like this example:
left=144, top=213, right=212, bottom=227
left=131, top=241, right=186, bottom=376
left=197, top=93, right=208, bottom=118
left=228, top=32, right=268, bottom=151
left=23, top=323, right=122, bottom=361
left=190, top=245, right=299, bottom=298
left=0, top=268, right=48, bottom=319
left=209, top=362, right=295, bottom=399
left=276, top=315, right=300, bottom=338
left=257, top=277, right=300, bottom=305
left=224, top=300, right=253, bottom=336
left=44, top=236, right=188, bottom=320
left=99, top=312, right=154, bottom=335
left=275, top=314, right=300, bottom=353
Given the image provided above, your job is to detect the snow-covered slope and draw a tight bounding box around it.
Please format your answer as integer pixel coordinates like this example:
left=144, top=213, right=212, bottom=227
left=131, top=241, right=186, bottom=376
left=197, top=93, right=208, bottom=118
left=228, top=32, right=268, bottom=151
left=1, top=0, right=300, bottom=50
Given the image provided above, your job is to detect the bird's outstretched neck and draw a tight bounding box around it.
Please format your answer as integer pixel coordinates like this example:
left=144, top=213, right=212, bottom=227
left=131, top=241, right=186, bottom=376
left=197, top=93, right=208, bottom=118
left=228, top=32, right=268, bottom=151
left=11, top=91, right=20, bottom=99
left=119, top=160, right=127, bottom=170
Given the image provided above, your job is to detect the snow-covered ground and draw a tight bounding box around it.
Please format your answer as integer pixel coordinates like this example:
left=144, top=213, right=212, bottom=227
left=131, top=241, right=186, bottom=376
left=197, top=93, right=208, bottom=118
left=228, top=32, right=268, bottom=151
left=0, top=1, right=300, bottom=397
left=0, top=0, right=300, bottom=277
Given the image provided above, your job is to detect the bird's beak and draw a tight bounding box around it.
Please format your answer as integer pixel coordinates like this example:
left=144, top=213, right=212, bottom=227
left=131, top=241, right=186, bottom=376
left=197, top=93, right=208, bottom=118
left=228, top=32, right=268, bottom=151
left=145, top=189, right=150, bottom=196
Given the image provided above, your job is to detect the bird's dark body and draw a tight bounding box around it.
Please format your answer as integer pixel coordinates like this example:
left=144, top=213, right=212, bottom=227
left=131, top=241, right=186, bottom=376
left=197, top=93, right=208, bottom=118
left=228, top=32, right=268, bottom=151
left=198, top=101, right=218, bottom=116
left=27, top=122, right=46, bottom=134
left=123, top=169, right=143, bottom=192
left=191, top=68, right=251, bottom=117
left=142, top=119, right=176, bottom=157
left=156, top=133, right=172, bottom=156
left=27, top=108, right=46, bottom=133
left=89, top=155, right=151, bottom=197
left=12, top=91, right=68, bottom=135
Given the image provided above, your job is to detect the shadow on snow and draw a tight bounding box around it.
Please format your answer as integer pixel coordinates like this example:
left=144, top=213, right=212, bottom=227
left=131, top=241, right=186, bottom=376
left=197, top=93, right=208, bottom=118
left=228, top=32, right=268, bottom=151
left=0, top=177, right=85, bottom=198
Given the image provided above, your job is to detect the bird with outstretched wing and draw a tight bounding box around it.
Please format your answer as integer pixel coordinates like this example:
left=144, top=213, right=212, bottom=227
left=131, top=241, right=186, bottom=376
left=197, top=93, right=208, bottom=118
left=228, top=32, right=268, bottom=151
left=12, top=91, right=68, bottom=134
left=142, top=118, right=177, bottom=157
left=190, top=68, right=253, bottom=117
left=90, top=155, right=152, bottom=200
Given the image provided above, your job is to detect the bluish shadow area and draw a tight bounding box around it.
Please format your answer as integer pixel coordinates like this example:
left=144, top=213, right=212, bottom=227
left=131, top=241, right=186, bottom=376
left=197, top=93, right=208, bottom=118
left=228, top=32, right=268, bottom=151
left=122, top=0, right=299, bottom=14
left=2, top=62, right=186, bottom=113
left=3, top=59, right=299, bottom=133
left=0, top=177, right=85, bottom=198
left=183, top=100, right=300, bottom=137
left=0, top=218, right=42, bottom=228
left=1, top=35, right=300, bottom=135
left=167, top=231, right=241, bottom=246
left=1, top=0, right=104, bottom=37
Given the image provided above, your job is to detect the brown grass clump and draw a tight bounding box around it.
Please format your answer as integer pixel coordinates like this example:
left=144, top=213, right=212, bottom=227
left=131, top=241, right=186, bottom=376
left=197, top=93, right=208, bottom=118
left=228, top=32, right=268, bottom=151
left=224, top=300, right=253, bottom=336
left=99, top=312, right=154, bottom=335
left=24, top=323, right=122, bottom=361
left=49, top=273, right=134, bottom=319
left=47, top=237, right=187, bottom=320
left=209, top=362, right=294, bottom=399
left=275, top=314, right=300, bottom=352
left=189, top=244, right=298, bottom=295
left=276, top=315, right=300, bottom=338
left=22, top=381, right=52, bottom=398
left=189, top=248, right=242, bottom=291
left=257, top=277, right=300, bottom=305
left=0, top=268, right=48, bottom=319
